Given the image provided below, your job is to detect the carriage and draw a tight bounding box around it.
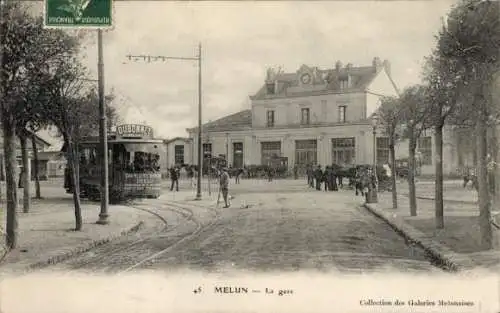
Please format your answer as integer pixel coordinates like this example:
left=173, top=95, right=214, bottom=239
left=64, top=124, right=163, bottom=202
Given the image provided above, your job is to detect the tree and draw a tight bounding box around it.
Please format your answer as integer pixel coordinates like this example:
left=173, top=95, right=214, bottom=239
left=399, top=85, right=434, bottom=217
left=439, top=0, right=500, bottom=249
left=378, top=96, right=405, bottom=209
left=0, top=2, right=82, bottom=245
left=39, top=59, right=120, bottom=230
left=423, top=51, right=466, bottom=229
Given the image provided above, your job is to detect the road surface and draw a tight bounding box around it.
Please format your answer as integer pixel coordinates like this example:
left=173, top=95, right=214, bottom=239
left=54, top=180, right=442, bottom=274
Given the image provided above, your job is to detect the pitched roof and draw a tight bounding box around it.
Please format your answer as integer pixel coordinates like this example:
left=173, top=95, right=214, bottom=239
left=187, top=109, right=252, bottom=133
left=250, top=64, right=381, bottom=100
left=163, top=137, right=192, bottom=144
left=35, top=128, right=63, bottom=152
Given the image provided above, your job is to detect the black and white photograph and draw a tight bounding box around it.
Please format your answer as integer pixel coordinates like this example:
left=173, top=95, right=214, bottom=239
left=0, top=0, right=499, bottom=312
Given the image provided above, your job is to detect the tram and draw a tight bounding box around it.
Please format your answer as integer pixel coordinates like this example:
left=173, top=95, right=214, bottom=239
left=64, top=124, right=163, bottom=202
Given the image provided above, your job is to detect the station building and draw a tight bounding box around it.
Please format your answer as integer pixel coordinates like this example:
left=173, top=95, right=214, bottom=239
left=177, top=57, right=475, bottom=176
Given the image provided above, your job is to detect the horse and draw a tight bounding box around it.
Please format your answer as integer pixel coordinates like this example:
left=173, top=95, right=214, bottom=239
left=353, top=167, right=375, bottom=197
left=463, top=174, right=478, bottom=190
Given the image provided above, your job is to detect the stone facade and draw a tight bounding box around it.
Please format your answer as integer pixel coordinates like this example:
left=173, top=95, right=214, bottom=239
left=180, top=57, right=470, bottom=176
left=164, top=137, right=192, bottom=168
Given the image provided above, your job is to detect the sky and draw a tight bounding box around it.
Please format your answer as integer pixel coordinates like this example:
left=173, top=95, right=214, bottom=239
left=41, top=0, right=458, bottom=139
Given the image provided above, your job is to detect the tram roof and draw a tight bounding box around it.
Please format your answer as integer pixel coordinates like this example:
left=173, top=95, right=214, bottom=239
left=79, top=138, right=164, bottom=144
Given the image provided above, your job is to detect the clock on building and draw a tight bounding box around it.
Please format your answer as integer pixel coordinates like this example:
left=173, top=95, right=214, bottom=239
left=300, top=73, right=311, bottom=84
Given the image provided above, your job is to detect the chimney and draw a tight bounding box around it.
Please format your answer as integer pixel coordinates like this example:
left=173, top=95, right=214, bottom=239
left=335, top=61, right=343, bottom=71
left=372, top=57, right=382, bottom=71
left=383, top=59, right=391, bottom=76
left=265, top=68, right=276, bottom=94
left=266, top=80, right=275, bottom=94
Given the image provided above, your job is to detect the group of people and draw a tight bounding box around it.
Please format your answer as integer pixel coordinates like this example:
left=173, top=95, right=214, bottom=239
left=168, top=164, right=231, bottom=208
left=306, top=164, right=342, bottom=191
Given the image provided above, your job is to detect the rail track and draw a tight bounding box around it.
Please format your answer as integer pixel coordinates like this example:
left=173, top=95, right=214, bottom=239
left=59, top=198, right=222, bottom=273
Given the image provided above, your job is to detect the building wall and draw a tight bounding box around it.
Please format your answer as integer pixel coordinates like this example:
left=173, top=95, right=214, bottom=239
left=190, top=123, right=377, bottom=167
left=365, top=70, right=399, bottom=119
left=165, top=139, right=191, bottom=167
left=251, top=92, right=367, bottom=129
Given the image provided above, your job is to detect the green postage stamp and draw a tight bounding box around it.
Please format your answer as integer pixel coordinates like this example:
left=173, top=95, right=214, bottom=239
left=44, top=0, right=112, bottom=28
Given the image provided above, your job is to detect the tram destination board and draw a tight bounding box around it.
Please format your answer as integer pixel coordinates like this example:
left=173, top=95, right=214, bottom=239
left=44, top=0, right=113, bottom=28
left=116, top=124, right=154, bottom=139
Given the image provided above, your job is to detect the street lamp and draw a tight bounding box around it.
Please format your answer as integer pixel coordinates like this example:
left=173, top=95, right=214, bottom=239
left=368, top=113, right=379, bottom=203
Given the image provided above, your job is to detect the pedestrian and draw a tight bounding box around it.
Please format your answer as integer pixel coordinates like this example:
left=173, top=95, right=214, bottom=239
left=306, top=164, right=314, bottom=188
left=235, top=167, right=243, bottom=184
left=293, top=165, right=298, bottom=180
left=219, top=167, right=230, bottom=208
left=169, top=166, right=179, bottom=191
left=267, top=166, right=274, bottom=182
left=330, top=165, right=338, bottom=191
left=323, top=166, right=330, bottom=191
left=314, top=165, right=323, bottom=191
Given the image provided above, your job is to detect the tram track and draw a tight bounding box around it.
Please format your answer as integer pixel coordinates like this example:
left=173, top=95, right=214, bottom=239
left=118, top=199, right=222, bottom=273
left=59, top=197, right=222, bottom=273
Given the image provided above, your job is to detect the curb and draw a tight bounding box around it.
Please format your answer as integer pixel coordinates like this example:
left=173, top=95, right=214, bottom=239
left=415, top=195, right=477, bottom=205
left=24, top=220, right=145, bottom=272
left=362, top=203, right=462, bottom=272
left=399, top=193, right=477, bottom=205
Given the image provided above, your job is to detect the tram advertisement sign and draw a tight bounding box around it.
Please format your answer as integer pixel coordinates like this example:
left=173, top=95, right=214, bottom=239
left=44, top=0, right=113, bottom=28
left=116, top=124, right=154, bottom=138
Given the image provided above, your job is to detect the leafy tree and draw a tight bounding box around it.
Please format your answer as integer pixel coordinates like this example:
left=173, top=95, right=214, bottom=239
left=439, top=0, right=500, bottom=249
left=378, top=96, right=405, bottom=209
left=0, top=2, right=80, bottom=247
left=399, top=85, right=434, bottom=217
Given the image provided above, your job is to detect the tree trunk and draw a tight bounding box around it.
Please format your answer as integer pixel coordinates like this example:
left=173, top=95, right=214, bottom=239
left=2, top=114, right=18, bottom=249
left=408, top=135, right=418, bottom=216
left=20, top=134, right=30, bottom=213
left=434, top=124, right=445, bottom=229
left=389, top=142, right=398, bottom=209
left=66, top=139, right=82, bottom=231
left=31, top=134, right=41, bottom=199
left=476, top=108, right=493, bottom=250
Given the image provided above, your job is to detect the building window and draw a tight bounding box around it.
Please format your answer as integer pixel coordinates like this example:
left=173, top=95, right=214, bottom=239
left=174, top=145, right=184, bottom=165
left=338, top=106, right=346, bottom=123
left=301, top=108, right=310, bottom=125
left=261, top=141, right=281, bottom=165
left=339, top=77, right=349, bottom=89
left=266, top=110, right=275, bottom=127
left=376, top=137, right=390, bottom=165
left=232, top=142, right=244, bottom=168
left=202, top=143, right=212, bottom=158
left=295, top=140, right=317, bottom=166
left=331, top=137, right=355, bottom=165
left=417, top=137, right=432, bottom=165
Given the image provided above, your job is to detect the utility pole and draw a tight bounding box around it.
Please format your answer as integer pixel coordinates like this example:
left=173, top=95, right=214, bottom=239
left=96, top=29, right=109, bottom=225
left=126, top=43, right=203, bottom=200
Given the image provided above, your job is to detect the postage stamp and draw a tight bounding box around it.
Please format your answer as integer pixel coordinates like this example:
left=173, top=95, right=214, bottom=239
left=44, top=0, right=112, bottom=28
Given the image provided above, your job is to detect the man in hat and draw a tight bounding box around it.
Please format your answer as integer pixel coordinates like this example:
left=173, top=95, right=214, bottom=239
left=219, top=167, right=230, bottom=208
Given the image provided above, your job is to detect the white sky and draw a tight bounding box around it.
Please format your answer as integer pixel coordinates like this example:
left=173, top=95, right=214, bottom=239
left=38, top=1, right=458, bottom=139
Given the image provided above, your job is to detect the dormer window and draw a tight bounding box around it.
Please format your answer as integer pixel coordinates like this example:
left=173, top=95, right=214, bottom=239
left=339, top=76, right=349, bottom=89
left=266, top=81, right=275, bottom=94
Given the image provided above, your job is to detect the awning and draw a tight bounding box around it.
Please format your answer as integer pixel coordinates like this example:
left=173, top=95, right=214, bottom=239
left=124, top=143, right=161, bottom=154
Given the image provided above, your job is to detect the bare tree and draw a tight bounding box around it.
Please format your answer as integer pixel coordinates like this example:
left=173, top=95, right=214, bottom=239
left=378, top=96, right=405, bottom=209
left=399, top=85, right=434, bottom=217
left=423, top=52, right=466, bottom=229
